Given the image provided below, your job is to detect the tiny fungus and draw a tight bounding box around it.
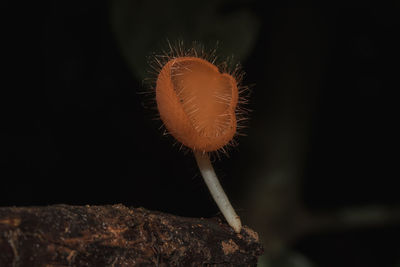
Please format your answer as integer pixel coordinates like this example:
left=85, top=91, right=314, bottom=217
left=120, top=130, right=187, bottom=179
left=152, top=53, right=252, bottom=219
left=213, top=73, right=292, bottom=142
left=152, top=43, right=248, bottom=233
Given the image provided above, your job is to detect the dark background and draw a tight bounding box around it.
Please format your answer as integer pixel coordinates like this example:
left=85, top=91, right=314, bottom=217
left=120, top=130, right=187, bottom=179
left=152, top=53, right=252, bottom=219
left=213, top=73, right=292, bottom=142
left=3, top=2, right=400, bottom=267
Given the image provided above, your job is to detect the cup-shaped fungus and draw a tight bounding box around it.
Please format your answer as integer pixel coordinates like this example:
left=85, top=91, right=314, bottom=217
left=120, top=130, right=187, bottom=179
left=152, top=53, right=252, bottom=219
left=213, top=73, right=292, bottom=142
left=156, top=55, right=242, bottom=233
left=156, top=57, right=238, bottom=152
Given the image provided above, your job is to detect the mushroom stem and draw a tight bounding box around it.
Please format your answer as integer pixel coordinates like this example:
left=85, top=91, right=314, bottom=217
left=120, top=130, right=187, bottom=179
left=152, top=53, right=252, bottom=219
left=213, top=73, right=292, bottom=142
left=194, top=151, right=242, bottom=233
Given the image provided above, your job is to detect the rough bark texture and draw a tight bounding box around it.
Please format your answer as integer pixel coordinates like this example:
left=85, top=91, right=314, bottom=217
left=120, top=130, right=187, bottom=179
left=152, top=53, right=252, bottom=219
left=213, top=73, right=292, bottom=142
left=0, top=204, right=263, bottom=266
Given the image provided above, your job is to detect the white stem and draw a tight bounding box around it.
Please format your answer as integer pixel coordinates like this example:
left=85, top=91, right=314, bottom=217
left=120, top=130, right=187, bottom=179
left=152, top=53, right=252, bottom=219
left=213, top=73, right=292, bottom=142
left=194, top=151, right=242, bottom=233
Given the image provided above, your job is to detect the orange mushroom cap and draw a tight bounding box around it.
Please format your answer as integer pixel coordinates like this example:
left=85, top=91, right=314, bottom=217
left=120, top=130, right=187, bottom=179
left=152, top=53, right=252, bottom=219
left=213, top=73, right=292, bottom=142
left=156, top=57, right=238, bottom=152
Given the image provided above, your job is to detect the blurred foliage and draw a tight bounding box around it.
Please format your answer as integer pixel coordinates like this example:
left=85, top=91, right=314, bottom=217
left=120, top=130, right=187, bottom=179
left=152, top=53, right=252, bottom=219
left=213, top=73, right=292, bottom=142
left=110, top=0, right=260, bottom=80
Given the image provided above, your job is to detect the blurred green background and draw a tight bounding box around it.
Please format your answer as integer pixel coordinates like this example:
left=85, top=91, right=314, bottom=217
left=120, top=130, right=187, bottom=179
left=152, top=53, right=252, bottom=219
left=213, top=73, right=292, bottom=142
left=4, top=1, right=400, bottom=266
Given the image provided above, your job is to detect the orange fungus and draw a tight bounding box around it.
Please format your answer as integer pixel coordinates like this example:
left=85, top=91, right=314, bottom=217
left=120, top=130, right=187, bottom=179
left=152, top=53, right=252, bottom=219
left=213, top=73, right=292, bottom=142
left=156, top=57, right=238, bottom=152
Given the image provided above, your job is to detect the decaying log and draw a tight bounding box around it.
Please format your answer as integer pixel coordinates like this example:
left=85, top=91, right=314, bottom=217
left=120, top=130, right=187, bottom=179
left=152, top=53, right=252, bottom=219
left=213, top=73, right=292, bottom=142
left=0, top=204, right=263, bottom=266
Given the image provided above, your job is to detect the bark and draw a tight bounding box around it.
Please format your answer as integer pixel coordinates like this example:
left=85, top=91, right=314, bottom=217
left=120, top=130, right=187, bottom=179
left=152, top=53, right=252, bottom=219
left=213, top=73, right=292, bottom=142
left=0, top=204, right=263, bottom=266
